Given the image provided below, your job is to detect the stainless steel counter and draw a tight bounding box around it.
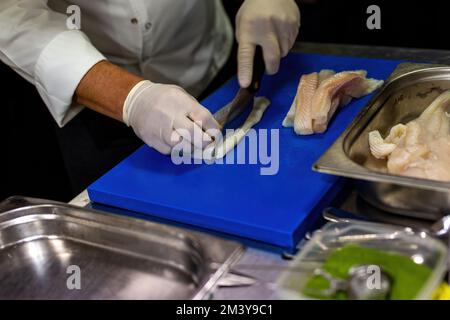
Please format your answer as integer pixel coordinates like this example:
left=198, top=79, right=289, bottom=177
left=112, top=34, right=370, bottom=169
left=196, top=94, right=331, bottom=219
left=70, top=42, right=450, bottom=299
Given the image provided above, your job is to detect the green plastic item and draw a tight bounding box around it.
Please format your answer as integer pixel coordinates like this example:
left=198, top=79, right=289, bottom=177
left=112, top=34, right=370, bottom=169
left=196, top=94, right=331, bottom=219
left=304, top=244, right=432, bottom=300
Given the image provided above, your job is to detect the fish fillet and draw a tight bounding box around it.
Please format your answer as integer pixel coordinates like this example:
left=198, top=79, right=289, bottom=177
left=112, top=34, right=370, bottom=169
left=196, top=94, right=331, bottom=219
left=282, top=70, right=335, bottom=131
left=369, top=90, right=450, bottom=182
left=181, top=97, right=271, bottom=161
left=311, top=70, right=366, bottom=132
left=291, top=72, right=319, bottom=134
left=213, top=97, right=271, bottom=159
left=294, top=70, right=335, bottom=135
left=282, top=73, right=318, bottom=128
left=311, top=70, right=384, bottom=133
left=282, top=92, right=299, bottom=127
left=283, top=70, right=383, bottom=135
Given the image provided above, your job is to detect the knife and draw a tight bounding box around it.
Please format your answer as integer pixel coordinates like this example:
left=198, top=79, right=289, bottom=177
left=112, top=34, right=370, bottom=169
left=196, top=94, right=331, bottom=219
left=214, top=45, right=266, bottom=127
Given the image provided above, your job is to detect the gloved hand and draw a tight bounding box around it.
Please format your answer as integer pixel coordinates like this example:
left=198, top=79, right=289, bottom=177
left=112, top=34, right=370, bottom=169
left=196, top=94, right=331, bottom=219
left=123, top=80, right=220, bottom=155
left=236, top=0, right=301, bottom=88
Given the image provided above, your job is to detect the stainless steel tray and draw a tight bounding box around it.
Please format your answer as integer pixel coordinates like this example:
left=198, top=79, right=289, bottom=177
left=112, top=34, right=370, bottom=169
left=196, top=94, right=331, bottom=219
left=314, top=63, right=450, bottom=220
left=0, top=197, right=243, bottom=299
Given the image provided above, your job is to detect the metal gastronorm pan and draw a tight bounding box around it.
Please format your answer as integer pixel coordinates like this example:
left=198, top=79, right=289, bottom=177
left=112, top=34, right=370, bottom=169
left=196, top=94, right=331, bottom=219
left=314, top=63, right=450, bottom=220
left=0, top=196, right=243, bottom=299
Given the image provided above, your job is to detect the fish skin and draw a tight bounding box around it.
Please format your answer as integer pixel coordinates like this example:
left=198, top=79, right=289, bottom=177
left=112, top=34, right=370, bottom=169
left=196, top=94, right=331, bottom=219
left=310, top=70, right=383, bottom=133
left=310, top=71, right=364, bottom=131
left=283, top=69, right=383, bottom=135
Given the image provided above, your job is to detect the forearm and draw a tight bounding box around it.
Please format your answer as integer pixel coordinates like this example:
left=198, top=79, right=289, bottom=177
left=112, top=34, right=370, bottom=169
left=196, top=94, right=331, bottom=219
left=75, top=60, right=144, bottom=122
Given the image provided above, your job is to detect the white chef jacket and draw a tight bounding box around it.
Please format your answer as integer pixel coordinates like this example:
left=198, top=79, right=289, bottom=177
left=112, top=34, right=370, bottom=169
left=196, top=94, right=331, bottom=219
left=0, top=0, right=233, bottom=127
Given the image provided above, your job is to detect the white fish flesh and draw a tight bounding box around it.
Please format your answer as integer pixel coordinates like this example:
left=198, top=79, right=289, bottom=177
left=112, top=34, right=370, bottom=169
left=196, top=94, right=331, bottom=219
left=213, top=97, right=271, bottom=159
left=283, top=70, right=383, bottom=135
left=294, top=70, right=335, bottom=135
left=282, top=70, right=335, bottom=132
left=369, top=90, right=450, bottom=182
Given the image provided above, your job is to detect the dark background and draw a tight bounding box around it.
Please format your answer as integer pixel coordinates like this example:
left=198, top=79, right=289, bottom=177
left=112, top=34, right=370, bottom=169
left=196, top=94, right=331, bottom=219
left=3, top=0, right=450, bottom=202
left=297, top=0, right=449, bottom=50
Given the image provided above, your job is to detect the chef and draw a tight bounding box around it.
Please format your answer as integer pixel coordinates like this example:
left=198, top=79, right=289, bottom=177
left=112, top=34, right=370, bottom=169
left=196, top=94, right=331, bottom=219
left=1, top=0, right=300, bottom=199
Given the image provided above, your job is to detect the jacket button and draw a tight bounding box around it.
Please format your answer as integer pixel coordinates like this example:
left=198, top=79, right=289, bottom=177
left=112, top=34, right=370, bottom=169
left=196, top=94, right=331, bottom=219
left=145, top=22, right=152, bottom=30
left=131, top=18, right=138, bottom=24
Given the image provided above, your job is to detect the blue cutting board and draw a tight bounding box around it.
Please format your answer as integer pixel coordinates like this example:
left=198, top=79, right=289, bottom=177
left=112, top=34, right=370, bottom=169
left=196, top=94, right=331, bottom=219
left=88, top=53, right=401, bottom=248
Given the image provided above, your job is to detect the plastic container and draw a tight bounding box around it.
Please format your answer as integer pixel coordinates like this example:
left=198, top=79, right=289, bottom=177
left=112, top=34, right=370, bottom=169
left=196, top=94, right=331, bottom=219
left=277, top=220, right=448, bottom=300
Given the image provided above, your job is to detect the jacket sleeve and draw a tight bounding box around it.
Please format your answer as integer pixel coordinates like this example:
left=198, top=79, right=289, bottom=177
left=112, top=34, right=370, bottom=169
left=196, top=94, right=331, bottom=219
left=0, top=0, right=106, bottom=126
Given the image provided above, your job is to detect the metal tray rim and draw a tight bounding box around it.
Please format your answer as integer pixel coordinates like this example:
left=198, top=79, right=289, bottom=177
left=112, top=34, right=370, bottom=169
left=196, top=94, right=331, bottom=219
left=0, top=197, right=244, bottom=300
left=313, top=63, right=450, bottom=192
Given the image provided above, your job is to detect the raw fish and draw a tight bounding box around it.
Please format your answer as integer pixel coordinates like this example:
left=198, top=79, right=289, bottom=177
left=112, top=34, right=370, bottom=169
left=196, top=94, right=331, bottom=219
left=311, top=70, right=384, bottom=133
left=213, top=97, right=271, bottom=159
left=294, top=70, right=335, bottom=135
left=282, top=70, right=383, bottom=135
left=369, top=90, right=450, bottom=182
left=282, top=70, right=335, bottom=132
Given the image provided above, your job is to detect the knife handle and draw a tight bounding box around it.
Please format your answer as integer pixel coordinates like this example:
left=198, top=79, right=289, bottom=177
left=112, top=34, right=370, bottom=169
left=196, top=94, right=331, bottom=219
left=247, top=45, right=265, bottom=94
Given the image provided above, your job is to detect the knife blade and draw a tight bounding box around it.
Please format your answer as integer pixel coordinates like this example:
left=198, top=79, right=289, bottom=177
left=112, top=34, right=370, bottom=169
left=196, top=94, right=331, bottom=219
left=215, top=45, right=266, bottom=127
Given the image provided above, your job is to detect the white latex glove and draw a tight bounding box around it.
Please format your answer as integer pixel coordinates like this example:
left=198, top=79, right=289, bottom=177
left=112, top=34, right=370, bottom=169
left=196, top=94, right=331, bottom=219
left=123, top=80, right=220, bottom=155
left=236, top=0, right=301, bottom=88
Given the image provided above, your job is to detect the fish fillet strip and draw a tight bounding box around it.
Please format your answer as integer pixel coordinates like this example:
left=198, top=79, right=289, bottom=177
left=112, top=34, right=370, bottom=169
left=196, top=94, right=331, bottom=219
left=282, top=70, right=334, bottom=131
left=369, top=90, right=450, bottom=182
left=283, top=70, right=383, bottom=135
left=212, top=97, right=271, bottom=159
left=281, top=94, right=297, bottom=128
left=294, top=70, right=335, bottom=135
left=180, top=97, right=271, bottom=161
